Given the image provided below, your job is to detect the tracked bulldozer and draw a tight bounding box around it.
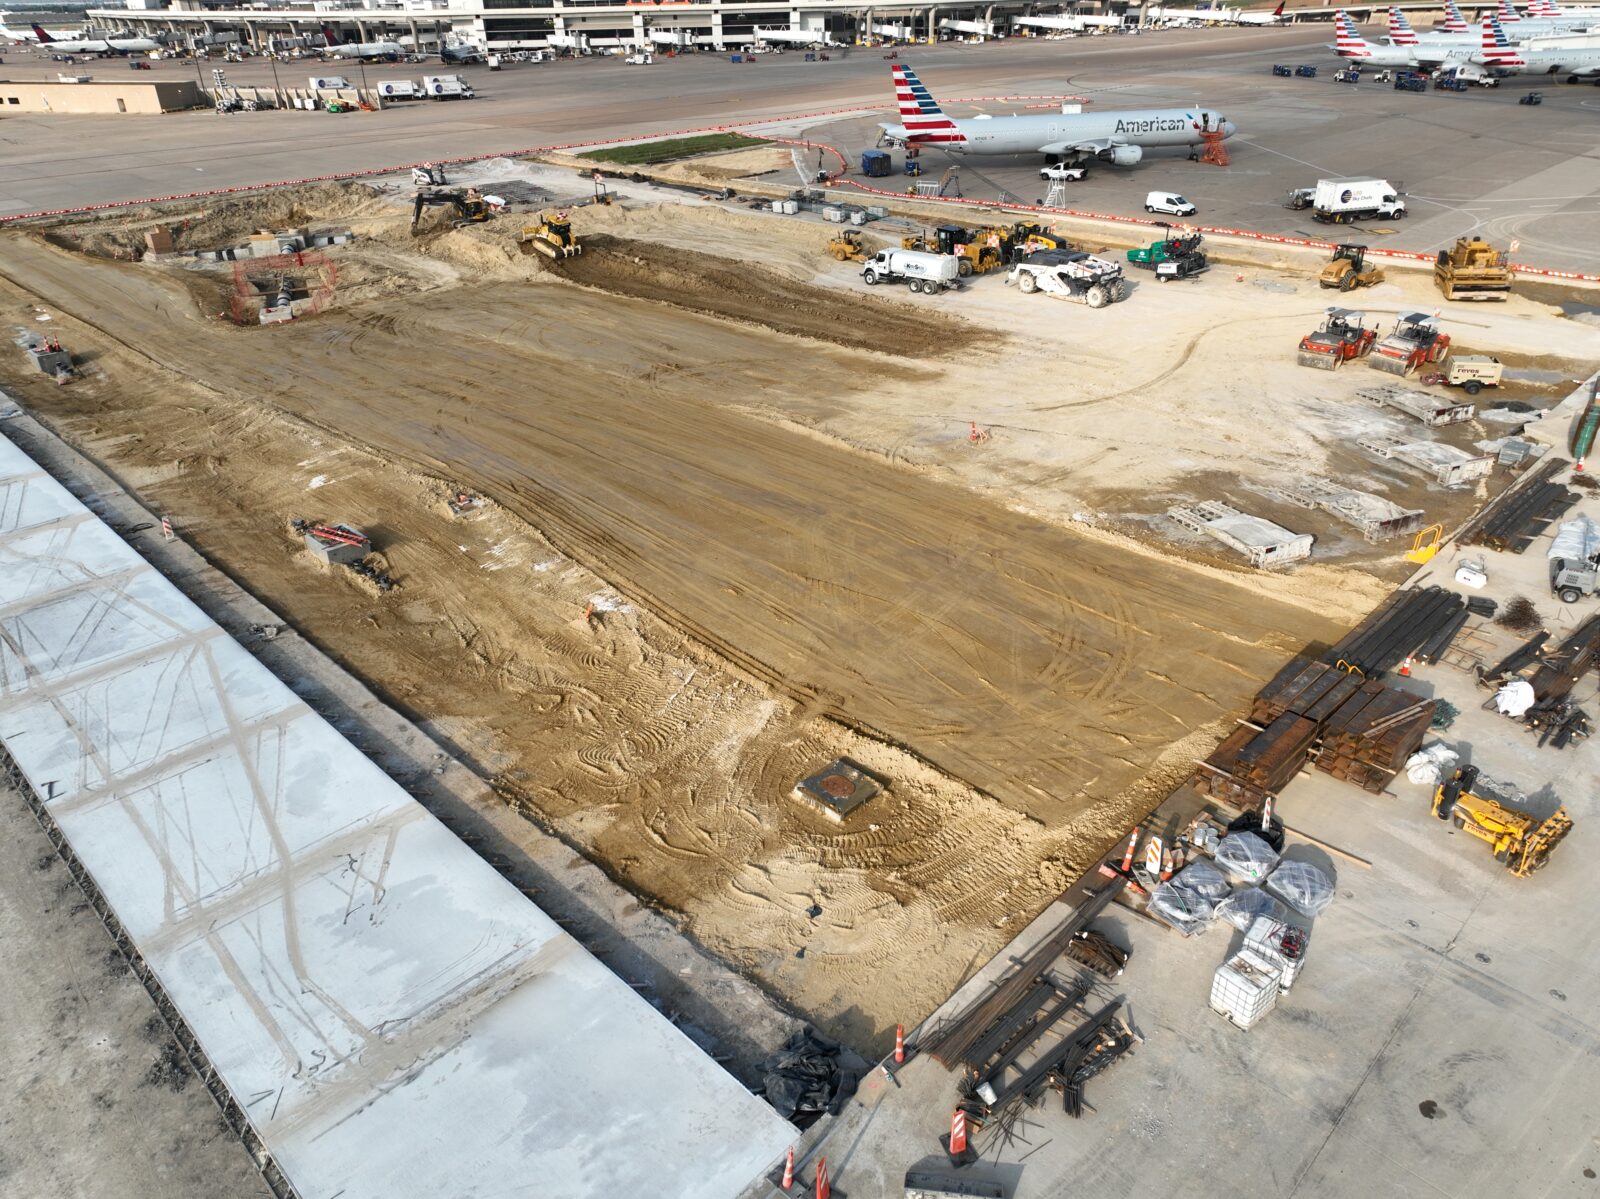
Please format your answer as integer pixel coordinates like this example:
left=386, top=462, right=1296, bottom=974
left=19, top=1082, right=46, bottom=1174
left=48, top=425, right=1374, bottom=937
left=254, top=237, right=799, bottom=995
left=1432, top=766, right=1571, bottom=878
left=411, top=187, right=490, bottom=233
left=1434, top=237, right=1513, bottom=302
left=518, top=210, right=581, bottom=260
left=1319, top=243, right=1383, bottom=291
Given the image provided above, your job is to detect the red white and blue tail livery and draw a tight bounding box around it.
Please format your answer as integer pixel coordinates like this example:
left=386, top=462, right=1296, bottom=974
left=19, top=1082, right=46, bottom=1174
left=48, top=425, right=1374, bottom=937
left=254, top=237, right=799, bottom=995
left=891, top=64, right=967, bottom=145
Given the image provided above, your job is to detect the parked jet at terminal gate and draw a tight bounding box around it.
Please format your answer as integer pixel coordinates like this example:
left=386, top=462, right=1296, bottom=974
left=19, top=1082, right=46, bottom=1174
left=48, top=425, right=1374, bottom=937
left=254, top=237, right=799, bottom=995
left=25, top=21, right=161, bottom=53
left=878, top=64, right=1233, bottom=166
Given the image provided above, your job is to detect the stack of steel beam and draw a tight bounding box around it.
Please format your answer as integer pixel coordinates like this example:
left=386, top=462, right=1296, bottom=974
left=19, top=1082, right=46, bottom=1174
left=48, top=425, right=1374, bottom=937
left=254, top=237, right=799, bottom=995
left=1322, top=585, right=1468, bottom=676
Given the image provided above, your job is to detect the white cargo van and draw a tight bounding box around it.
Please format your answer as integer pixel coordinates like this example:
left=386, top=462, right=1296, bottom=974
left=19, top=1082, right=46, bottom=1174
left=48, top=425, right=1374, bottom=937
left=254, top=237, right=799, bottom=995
left=860, top=249, right=961, bottom=295
left=1145, top=191, right=1197, bottom=216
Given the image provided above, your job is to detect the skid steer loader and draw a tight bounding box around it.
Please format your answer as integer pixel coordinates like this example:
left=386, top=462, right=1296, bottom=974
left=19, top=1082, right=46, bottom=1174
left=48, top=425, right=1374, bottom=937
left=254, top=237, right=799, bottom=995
left=1432, top=766, right=1572, bottom=878
left=518, top=210, right=581, bottom=259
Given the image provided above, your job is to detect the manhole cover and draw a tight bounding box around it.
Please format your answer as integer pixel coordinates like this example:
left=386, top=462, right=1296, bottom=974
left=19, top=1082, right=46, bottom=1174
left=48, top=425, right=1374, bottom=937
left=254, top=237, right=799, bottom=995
left=818, top=773, right=855, bottom=798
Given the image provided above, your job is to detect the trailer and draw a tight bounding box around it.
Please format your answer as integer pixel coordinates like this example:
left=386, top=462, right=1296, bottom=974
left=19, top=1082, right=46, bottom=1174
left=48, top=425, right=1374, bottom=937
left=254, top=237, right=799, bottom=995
left=1167, top=501, right=1313, bottom=568
left=1357, top=435, right=1493, bottom=487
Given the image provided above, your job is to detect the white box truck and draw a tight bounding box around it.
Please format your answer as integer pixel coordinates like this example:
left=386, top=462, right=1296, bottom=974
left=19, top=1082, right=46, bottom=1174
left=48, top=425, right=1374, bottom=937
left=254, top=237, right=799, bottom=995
left=859, top=249, right=961, bottom=295
left=308, top=75, right=352, bottom=91
left=1311, top=179, right=1407, bottom=224
left=422, top=74, right=475, bottom=99
left=375, top=79, right=420, bottom=100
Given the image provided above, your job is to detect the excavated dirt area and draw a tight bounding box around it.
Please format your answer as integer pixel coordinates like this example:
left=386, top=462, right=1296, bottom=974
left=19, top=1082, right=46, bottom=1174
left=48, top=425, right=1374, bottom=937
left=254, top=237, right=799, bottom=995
left=15, top=178, right=1577, bottom=1052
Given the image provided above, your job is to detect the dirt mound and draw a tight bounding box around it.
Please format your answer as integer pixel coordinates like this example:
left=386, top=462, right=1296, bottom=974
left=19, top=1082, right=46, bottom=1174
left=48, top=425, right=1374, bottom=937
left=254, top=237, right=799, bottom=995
left=549, top=234, right=978, bottom=358
left=46, top=182, right=387, bottom=260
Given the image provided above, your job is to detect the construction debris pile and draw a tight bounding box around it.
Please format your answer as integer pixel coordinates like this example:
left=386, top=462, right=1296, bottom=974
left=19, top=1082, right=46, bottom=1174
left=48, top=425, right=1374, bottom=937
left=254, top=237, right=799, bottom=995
left=1480, top=615, right=1600, bottom=750
left=759, top=1028, right=855, bottom=1126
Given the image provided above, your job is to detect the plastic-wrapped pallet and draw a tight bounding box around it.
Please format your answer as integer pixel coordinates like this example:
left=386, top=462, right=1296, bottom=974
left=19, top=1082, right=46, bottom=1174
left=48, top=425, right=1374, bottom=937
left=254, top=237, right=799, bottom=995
left=1214, top=886, right=1287, bottom=933
left=1266, top=859, right=1335, bottom=917
left=1147, top=878, right=1216, bottom=936
left=1173, top=860, right=1231, bottom=902
left=1243, top=916, right=1310, bottom=991
left=1213, top=831, right=1280, bottom=886
left=1209, top=949, right=1282, bottom=1030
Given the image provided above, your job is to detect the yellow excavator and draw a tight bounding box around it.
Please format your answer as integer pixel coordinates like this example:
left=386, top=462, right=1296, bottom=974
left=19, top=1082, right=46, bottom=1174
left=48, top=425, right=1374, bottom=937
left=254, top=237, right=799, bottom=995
left=518, top=210, right=582, bottom=260
left=1432, top=766, right=1571, bottom=878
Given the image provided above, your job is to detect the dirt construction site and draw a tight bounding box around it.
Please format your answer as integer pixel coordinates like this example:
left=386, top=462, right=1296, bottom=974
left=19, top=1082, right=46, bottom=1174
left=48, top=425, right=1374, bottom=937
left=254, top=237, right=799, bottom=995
left=4, top=149, right=1600, bottom=1065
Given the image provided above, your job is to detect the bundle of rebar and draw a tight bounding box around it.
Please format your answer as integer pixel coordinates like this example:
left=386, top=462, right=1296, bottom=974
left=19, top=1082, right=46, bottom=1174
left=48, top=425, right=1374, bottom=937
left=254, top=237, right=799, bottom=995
left=1459, top=455, right=1575, bottom=552
left=1459, top=454, right=1568, bottom=550
left=1322, top=586, right=1468, bottom=676
left=1528, top=615, right=1600, bottom=701
left=1526, top=699, right=1591, bottom=749
left=918, top=880, right=1122, bottom=1068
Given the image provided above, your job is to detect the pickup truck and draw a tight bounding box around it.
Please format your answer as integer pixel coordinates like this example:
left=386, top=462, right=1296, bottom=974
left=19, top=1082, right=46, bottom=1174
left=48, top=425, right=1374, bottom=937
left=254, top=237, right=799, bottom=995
left=1039, top=163, right=1088, bottom=182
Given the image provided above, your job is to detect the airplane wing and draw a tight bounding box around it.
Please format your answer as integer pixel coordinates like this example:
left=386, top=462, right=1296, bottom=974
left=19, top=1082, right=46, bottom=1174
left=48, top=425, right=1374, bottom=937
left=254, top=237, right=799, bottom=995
left=1038, top=137, right=1117, bottom=156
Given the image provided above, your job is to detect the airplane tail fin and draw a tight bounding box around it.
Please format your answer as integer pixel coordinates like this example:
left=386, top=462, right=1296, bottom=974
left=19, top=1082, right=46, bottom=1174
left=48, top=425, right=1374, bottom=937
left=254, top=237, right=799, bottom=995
left=1497, top=0, right=1521, bottom=21
left=1387, top=8, right=1419, bottom=44
left=32, top=22, right=55, bottom=42
left=1272, top=2, right=1285, bottom=16
left=322, top=24, right=339, bottom=46
left=1441, top=0, right=1469, bottom=31
left=1332, top=11, right=1370, bottom=54
left=890, top=64, right=964, bottom=143
left=1481, top=12, right=1520, bottom=60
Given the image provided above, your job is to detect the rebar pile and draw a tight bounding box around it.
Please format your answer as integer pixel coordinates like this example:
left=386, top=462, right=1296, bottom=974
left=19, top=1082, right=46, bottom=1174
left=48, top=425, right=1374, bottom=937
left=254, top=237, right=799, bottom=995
left=1460, top=455, right=1575, bottom=553
left=1322, top=585, right=1469, bottom=676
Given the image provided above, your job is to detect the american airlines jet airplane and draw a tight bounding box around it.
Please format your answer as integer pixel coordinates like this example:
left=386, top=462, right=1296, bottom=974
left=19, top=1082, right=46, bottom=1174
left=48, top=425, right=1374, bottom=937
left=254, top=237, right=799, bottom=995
left=1476, top=11, right=1600, bottom=75
left=879, top=63, right=1233, bottom=166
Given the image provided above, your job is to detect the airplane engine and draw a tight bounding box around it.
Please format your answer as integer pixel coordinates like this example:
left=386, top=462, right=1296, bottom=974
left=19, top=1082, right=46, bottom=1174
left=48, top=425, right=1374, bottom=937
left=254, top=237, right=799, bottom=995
left=1103, top=145, right=1143, bottom=166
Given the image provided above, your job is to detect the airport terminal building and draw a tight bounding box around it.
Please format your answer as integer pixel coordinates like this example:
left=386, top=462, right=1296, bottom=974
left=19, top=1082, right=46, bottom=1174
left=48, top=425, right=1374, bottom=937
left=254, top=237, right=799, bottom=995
left=80, top=0, right=1352, bottom=55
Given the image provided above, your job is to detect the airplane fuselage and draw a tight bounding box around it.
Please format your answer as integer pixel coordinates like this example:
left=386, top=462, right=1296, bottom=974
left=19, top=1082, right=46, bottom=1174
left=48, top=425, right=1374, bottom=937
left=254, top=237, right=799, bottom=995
left=886, top=108, right=1231, bottom=156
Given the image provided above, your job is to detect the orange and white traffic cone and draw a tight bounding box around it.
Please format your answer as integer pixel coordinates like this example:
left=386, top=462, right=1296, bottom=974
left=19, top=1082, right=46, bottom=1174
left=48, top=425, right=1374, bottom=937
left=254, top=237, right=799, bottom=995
left=815, top=1156, right=831, bottom=1199
left=1398, top=656, right=1412, bottom=677
left=1120, top=826, right=1140, bottom=872
left=1261, top=795, right=1274, bottom=833
left=895, top=1024, right=905, bottom=1064
left=780, top=1147, right=794, bottom=1191
left=1578, top=458, right=1586, bottom=474
left=950, top=1108, right=968, bottom=1154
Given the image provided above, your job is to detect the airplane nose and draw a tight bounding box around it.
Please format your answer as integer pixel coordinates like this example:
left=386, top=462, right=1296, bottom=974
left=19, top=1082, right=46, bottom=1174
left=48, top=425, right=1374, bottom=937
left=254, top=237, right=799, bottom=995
left=1222, top=120, right=1236, bottom=138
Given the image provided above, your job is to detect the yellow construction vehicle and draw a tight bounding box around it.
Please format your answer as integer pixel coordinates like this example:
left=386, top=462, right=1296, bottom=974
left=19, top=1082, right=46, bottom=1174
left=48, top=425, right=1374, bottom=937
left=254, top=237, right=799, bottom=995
left=1319, top=243, right=1384, bottom=291
left=901, top=224, right=1005, bottom=276
left=1434, top=237, right=1513, bottom=302
left=518, top=210, right=581, bottom=259
left=826, top=229, right=869, bottom=262
left=1432, top=766, right=1572, bottom=878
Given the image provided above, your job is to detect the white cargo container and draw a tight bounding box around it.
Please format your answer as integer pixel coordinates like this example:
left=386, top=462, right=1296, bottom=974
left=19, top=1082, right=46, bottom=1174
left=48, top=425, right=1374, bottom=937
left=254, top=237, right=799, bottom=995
left=860, top=249, right=962, bottom=294
left=1210, top=949, right=1283, bottom=1030
left=422, top=74, right=475, bottom=99
left=308, top=75, right=352, bottom=91
left=1243, top=916, right=1310, bottom=991
left=375, top=79, right=419, bottom=99
left=1312, top=178, right=1407, bottom=224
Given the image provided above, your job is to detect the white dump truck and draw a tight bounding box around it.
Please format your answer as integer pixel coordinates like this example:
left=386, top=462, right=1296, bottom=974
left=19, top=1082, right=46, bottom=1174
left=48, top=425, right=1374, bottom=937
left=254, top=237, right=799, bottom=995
left=860, top=249, right=962, bottom=295
left=422, top=74, right=475, bottom=99
left=1309, top=179, right=1407, bottom=224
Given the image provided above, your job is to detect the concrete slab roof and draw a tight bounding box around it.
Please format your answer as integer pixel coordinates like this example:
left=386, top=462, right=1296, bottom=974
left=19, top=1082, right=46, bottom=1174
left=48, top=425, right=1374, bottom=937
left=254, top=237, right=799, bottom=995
left=0, top=434, right=792, bottom=1199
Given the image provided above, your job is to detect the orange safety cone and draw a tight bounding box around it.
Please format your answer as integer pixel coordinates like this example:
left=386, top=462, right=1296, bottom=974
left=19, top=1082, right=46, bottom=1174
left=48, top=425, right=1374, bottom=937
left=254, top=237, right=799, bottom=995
left=1261, top=795, right=1274, bottom=833
left=895, top=1024, right=905, bottom=1064
left=780, top=1147, right=794, bottom=1191
left=951, top=1109, right=968, bottom=1153
left=1120, top=826, right=1140, bottom=872
left=1398, top=656, right=1412, bottom=677
left=1159, top=846, right=1174, bottom=881
left=815, top=1156, right=831, bottom=1199
left=1578, top=458, right=1587, bottom=474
